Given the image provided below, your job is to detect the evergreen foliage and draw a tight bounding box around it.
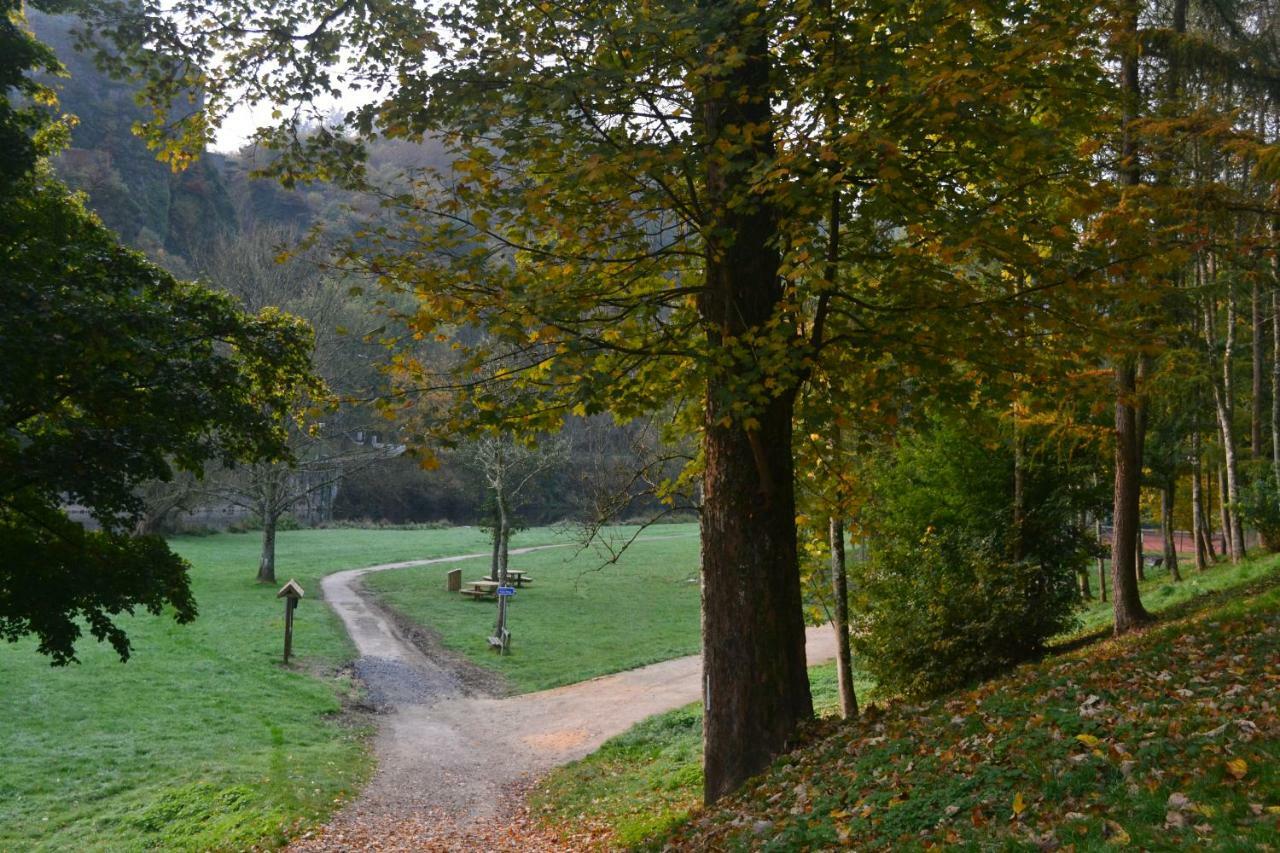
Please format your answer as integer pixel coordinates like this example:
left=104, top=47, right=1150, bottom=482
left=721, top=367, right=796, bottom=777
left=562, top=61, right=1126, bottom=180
left=1237, top=470, right=1280, bottom=553
left=852, top=418, right=1089, bottom=697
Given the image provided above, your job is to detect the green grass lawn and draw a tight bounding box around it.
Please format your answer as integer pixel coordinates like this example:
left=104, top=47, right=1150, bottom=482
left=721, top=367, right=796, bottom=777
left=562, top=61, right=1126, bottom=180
left=0, top=525, right=561, bottom=851
left=533, top=551, right=1280, bottom=849
left=362, top=524, right=703, bottom=693
left=1072, top=552, right=1280, bottom=635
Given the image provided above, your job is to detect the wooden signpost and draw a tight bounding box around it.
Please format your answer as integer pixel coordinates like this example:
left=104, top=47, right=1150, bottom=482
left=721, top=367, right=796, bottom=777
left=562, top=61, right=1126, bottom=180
left=488, top=586, right=515, bottom=654
left=277, top=579, right=305, bottom=663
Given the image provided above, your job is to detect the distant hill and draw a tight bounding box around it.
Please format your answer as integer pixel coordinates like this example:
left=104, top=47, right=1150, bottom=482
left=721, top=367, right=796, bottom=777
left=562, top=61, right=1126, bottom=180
left=29, top=10, right=239, bottom=268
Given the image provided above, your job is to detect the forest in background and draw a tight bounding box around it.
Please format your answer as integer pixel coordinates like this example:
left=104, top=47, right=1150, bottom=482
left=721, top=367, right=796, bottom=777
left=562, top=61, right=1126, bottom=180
left=30, top=9, right=681, bottom=534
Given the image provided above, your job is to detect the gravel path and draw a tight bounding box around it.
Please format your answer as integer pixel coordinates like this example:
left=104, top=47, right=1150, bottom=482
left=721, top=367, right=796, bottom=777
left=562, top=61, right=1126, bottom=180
left=291, top=541, right=838, bottom=851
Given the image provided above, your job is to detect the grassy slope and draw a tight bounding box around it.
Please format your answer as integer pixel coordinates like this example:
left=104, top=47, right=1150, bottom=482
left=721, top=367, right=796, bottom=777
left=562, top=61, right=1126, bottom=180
left=0, top=526, right=552, bottom=852
left=362, top=524, right=703, bottom=693
left=534, top=554, right=1280, bottom=849
left=529, top=664, right=878, bottom=847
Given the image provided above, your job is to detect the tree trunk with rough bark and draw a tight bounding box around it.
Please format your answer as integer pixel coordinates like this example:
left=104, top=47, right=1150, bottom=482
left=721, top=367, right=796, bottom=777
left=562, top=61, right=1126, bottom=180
left=829, top=516, right=857, bottom=719
left=1112, top=360, right=1152, bottom=633
left=258, top=509, right=279, bottom=584
left=697, top=4, right=811, bottom=803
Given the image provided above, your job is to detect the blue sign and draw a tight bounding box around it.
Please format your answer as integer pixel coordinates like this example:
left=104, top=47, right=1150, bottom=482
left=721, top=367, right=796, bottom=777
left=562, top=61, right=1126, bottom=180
left=497, top=586, right=516, bottom=597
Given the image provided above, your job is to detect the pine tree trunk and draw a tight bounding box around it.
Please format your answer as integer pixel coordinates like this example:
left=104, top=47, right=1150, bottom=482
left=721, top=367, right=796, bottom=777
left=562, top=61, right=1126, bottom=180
left=1162, top=481, right=1181, bottom=581
left=1112, top=360, right=1151, bottom=633
left=829, top=516, right=857, bottom=719
left=697, top=3, right=811, bottom=803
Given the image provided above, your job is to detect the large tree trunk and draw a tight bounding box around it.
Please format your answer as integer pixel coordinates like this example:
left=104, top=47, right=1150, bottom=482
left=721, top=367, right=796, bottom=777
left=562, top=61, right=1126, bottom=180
left=258, top=510, right=278, bottom=584
left=1112, top=360, right=1151, bottom=633
left=1162, top=481, right=1181, bottom=582
left=701, top=391, right=809, bottom=802
left=698, top=3, right=811, bottom=803
left=829, top=516, right=857, bottom=719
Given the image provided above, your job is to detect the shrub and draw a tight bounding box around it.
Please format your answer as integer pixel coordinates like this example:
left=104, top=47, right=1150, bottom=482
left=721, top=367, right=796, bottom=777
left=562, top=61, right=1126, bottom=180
left=851, top=418, right=1087, bottom=698
left=1238, top=470, right=1280, bottom=552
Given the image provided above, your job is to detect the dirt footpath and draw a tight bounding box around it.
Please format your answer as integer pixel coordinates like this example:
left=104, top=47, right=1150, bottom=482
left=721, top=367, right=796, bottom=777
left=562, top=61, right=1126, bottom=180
left=292, top=543, right=837, bottom=851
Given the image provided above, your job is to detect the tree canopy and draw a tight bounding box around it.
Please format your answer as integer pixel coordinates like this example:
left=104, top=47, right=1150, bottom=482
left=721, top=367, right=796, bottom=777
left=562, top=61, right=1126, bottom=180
left=81, top=0, right=1130, bottom=798
left=0, top=0, right=319, bottom=663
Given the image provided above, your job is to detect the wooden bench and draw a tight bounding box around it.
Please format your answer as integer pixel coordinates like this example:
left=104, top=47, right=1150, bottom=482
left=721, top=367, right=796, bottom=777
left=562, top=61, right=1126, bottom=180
left=459, top=587, right=495, bottom=600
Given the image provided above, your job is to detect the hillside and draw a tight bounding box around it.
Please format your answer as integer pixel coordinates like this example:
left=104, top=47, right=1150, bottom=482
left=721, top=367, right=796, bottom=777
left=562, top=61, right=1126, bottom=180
left=658, top=576, right=1280, bottom=850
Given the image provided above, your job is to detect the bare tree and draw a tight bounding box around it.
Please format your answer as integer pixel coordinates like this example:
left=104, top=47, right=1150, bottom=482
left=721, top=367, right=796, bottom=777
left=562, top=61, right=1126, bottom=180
left=469, top=433, right=567, bottom=586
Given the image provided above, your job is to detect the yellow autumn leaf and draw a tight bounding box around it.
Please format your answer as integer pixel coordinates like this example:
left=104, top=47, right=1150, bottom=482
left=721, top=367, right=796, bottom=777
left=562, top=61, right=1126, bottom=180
left=1104, top=819, right=1131, bottom=846
left=1075, top=733, right=1101, bottom=748
left=1012, top=791, right=1026, bottom=816
left=1226, top=758, right=1248, bottom=779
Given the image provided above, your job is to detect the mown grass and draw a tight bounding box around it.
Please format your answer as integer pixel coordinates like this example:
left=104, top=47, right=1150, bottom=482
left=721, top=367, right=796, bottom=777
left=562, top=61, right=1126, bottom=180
left=362, top=524, right=703, bottom=693
left=534, top=551, right=1280, bottom=850
left=0, top=526, right=558, bottom=851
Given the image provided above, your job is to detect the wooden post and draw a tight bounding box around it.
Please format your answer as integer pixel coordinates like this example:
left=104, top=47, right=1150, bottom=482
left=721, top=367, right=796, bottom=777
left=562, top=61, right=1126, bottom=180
left=446, top=568, right=462, bottom=592
left=489, top=585, right=514, bottom=654
left=276, top=579, right=305, bottom=664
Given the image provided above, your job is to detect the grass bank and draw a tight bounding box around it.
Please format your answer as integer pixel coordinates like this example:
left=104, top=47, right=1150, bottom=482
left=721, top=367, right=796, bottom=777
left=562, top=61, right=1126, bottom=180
left=0, top=526, right=554, bottom=851
left=533, top=552, right=1280, bottom=849
left=362, top=524, right=703, bottom=693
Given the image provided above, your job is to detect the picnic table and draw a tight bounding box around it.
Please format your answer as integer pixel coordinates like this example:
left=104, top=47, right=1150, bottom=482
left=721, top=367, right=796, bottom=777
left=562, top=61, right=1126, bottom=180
left=459, top=579, right=499, bottom=600
left=482, top=569, right=534, bottom=587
